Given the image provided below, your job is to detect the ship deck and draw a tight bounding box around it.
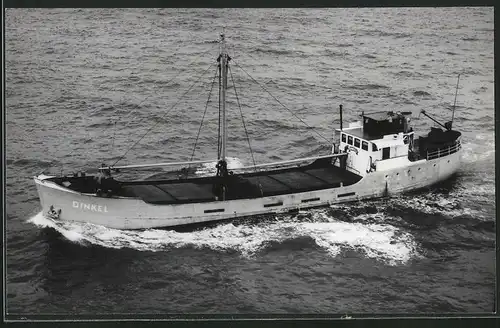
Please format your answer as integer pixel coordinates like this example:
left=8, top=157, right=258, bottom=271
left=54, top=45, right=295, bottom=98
left=48, top=158, right=362, bottom=205
left=117, top=159, right=362, bottom=204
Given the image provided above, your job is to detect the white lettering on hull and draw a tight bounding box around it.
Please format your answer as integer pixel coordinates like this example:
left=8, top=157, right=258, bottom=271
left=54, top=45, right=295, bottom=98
left=72, top=201, right=108, bottom=213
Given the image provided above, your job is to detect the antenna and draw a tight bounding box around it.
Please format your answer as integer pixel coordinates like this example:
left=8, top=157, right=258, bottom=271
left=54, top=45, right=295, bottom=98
left=451, top=73, right=461, bottom=129
left=339, top=104, right=343, bottom=130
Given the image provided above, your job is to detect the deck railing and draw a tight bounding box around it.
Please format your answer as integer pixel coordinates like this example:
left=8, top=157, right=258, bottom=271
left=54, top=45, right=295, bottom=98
left=426, top=139, right=462, bottom=160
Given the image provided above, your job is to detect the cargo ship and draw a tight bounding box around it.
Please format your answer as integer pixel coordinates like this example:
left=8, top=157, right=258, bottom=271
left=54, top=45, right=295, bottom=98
left=34, top=32, right=463, bottom=230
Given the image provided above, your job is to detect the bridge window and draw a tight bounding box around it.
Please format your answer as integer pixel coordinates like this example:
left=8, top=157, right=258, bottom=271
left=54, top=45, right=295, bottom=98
left=382, top=147, right=390, bottom=160
left=347, top=136, right=353, bottom=145
left=354, top=138, right=360, bottom=148
left=372, top=143, right=378, bottom=151
left=362, top=141, right=368, bottom=151
left=341, top=133, right=346, bottom=142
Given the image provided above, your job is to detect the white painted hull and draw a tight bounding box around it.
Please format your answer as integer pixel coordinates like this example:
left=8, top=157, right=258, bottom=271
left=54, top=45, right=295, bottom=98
left=34, top=150, right=462, bottom=230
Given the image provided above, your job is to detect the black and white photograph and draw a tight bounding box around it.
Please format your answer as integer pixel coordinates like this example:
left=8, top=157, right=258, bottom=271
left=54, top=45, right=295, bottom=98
left=5, top=7, right=495, bottom=317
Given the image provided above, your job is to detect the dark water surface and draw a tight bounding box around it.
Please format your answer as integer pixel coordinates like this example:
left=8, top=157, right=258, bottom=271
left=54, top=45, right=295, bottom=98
left=5, top=8, right=495, bottom=315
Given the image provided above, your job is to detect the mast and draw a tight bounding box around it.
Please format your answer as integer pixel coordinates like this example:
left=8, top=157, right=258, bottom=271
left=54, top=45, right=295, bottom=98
left=218, top=30, right=229, bottom=163
left=214, top=30, right=230, bottom=200
left=451, top=73, right=461, bottom=129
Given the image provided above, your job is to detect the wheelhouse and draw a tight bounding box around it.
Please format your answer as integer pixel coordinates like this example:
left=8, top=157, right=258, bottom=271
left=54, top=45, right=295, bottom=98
left=334, top=111, right=415, bottom=175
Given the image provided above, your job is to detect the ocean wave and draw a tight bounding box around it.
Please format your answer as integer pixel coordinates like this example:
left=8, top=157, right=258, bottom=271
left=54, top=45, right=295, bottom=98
left=322, top=49, right=347, bottom=58
left=413, top=90, right=432, bottom=97
left=201, top=39, right=220, bottom=44
left=329, top=188, right=492, bottom=228
left=251, top=48, right=293, bottom=56
left=27, top=208, right=420, bottom=266
left=460, top=68, right=480, bottom=75
left=87, top=121, right=115, bottom=128
left=398, top=98, right=418, bottom=106
left=142, top=79, right=181, bottom=88
left=351, top=98, right=371, bottom=104
left=460, top=136, right=495, bottom=163
left=127, top=75, right=141, bottom=82
left=301, top=144, right=332, bottom=158
left=9, top=158, right=59, bottom=170
left=471, top=86, right=488, bottom=94
left=450, top=181, right=495, bottom=200
left=476, top=114, right=494, bottom=125
left=87, top=106, right=116, bottom=117
left=334, top=43, right=353, bottom=48
left=394, top=70, right=426, bottom=78
left=288, top=135, right=319, bottom=149
left=385, top=195, right=487, bottom=221
left=379, top=31, right=412, bottom=39
left=251, top=118, right=291, bottom=131
left=347, top=84, right=389, bottom=90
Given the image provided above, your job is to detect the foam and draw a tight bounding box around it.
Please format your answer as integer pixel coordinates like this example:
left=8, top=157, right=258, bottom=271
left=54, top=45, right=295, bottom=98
left=461, top=133, right=495, bottom=163
left=453, top=184, right=494, bottom=198
left=28, top=212, right=85, bottom=243
left=302, top=220, right=418, bottom=264
left=27, top=209, right=420, bottom=266
left=386, top=193, right=490, bottom=219
left=330, top=188, right=491, bottom=222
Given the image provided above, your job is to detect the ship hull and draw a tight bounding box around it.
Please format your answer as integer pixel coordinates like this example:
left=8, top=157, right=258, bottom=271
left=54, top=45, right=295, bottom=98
left=34, top=150, right=461, bottom=230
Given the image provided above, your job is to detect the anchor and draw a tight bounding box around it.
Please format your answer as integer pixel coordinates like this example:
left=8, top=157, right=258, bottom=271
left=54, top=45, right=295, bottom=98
left=47, top=205, right=61, bottom=220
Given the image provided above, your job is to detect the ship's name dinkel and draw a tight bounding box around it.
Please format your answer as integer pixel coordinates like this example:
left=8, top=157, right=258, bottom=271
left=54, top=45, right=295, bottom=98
left=72, top=201, right=108, bottom=213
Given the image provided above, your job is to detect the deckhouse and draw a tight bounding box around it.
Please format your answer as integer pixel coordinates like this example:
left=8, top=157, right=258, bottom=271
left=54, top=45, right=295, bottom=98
left=334, top=111, right=415, bottom=176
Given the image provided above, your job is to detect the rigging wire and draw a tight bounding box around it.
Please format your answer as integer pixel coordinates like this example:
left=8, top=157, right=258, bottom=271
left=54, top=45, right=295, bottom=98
left=232, top=60, right=332, bottom=145
left=42, top=43, right=219, bottom=175
left=111, top=62, right=216, bottom=167
left=106, top=44, right=220, bottom=159
left=110, top=120, right=117, bottom=155
left=228, top=64, right=258, bottom=173
left=232, top=50, right=313, bottom=115
left=189, top=66, right=219, bottom=162
left=109, top=43, right=220, bottom=134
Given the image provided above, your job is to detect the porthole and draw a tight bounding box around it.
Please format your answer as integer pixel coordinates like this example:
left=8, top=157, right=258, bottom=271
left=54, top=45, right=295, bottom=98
left=385, top=175, right=388, bottom=178
left=433, top=164, right=436, bottom=167
left=418, top=168, right=421, bottom=171
left=396, top=173, right=399, bottom=176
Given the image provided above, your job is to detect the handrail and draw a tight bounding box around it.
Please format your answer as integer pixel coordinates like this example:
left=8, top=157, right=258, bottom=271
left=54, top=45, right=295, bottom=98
left=100, top=153, right=348, bottom=172
left=229, top=153, right=347, bottom=171
left=426, top=140, right=461, bottom=160
left=100, top=159, right=217, bottom=171
left=427, top=143, right=460, bottom=157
